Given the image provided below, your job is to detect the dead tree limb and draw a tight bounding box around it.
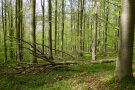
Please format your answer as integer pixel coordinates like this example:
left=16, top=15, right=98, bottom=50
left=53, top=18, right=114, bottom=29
left=91, top=60, right=116, bottom=64
left=10, top=37, right=75, bottom=59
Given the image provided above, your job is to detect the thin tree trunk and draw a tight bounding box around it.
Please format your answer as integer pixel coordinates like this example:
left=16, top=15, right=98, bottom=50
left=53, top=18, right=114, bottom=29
left=16, top=0, right=21, bottom=62
left=2, top=0, right=7, bottom=63
left=20, top=0, right=24, bottom=59
left=79, top=0, right=84, bottom=56
left=41, top=0, right=45, bottom=55
left=9, top=0, right=14, bottom=59
left=4, top=0, right=7, bottom=62
left=83, top=1, right=86, bottom=52
left=70, top=0, right=73, bottom=52
left=54, top=0, right=57, bottom=54
left=30, top=0, right=37, bottom=63
left=104, top=0, right=109, bottom=56
left=58, top=8, right=61, bottom=53
left=77, top=0, right=80, bottom=52
left=61, top=0, right=65, bottom=57
left=92, top=0, right=98, bottom=60
left=48, top=0, right=53, bottom=59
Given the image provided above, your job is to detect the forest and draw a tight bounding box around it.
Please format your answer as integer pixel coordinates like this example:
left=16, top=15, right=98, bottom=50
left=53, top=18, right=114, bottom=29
left=0, top=0, right=135, bottom=89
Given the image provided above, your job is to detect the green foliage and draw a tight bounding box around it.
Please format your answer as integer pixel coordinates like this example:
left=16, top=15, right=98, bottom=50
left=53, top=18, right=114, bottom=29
left=0, top=60, right=116, bottom=90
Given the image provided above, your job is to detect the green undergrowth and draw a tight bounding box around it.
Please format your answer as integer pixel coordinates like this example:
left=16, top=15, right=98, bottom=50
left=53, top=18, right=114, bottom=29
left=1, top=56, right=135, bottom=90
left=101, top=77, right=135, bottom=90
left=0, top=61, right=115, bottom=90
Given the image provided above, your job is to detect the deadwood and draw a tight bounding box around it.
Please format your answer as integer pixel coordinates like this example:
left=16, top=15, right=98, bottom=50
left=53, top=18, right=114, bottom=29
left=9, top=37, right=75, bottom=59
left=91, top=59, right=116, bottom=64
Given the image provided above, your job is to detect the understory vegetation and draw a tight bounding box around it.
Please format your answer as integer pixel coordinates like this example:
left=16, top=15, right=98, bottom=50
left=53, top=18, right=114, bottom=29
left=0, top=0, right=135, bottom=89
left=1, top=55, right=135, bottom=90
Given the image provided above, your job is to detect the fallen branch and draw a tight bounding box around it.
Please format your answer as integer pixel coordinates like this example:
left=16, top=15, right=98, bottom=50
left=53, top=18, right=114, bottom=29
left=0, top=61, right=79, bottom=76
left=10, top=37, right=75, bottom=60
left=91, top=59, right=116, bottom=64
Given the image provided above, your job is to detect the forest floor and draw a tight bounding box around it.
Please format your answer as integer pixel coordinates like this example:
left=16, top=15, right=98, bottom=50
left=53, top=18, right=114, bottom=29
left=0, top=56, right=135, bottom=90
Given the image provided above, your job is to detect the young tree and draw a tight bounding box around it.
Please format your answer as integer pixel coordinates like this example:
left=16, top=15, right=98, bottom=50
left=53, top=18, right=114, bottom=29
left=30, top=0, right=37, bottom=63
left=114, top=0, right=135, bottom=81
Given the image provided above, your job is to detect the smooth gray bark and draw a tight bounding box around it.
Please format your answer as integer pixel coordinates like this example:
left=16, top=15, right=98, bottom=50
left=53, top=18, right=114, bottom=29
left=92, top=0, right=98, bottom=61
left=114, top=0, right=135, bottom=81
left=41, top=0, right=45, bottom=55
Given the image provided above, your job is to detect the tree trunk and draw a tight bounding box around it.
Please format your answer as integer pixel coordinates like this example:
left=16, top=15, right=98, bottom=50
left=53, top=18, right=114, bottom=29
left=2, top=0, right=7, bottom=63
left=83, top=1, right=86, bottom=52
left=70, top=0, right=73, bottom=52
left=30, top=0, right=37, bottom=63
left=41, top=0, right=45, bottom=55
left=16, top=0, right=21, bottom=62
left=61, top=0, right=65, bottom=57
left=48, top=0, right=53, bottom=59
left=92, top=0, right=98, bottom=61
left=104, top=0, right=109, bottom=56
left=20, top=0, right=24, bottom=59
left=77, top=0, right=80, bottom=52
left=4, top=0, right=8, bottom=62
left=114, top=0, right=135, bottom=81
left=54, top=0, right=57, bottom=54
left=9, top=0, right=14, bottom=59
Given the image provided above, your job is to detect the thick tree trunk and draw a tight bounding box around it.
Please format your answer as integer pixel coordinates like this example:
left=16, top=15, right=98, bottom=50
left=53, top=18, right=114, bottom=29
left=114, top=0, right=135, bottom=81
left=30, top=0, right=37, bottom=63
left=92, top=0, right=98, bottom=61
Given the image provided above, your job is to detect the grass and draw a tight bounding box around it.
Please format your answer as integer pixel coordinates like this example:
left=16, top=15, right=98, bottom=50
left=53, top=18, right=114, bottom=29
left=0, top=55, right=135, bottom=90
left=0, top=61, right=115, bottom=90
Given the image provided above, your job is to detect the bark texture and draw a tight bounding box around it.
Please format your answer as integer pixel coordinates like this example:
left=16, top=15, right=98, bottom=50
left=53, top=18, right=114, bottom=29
left=92, top=0, right=98, bottom=60
left=30, top=0, right=37, bottom=63
left=48, top=0, right=53, bottom=59
left=114, top=0, right=135, bottom=81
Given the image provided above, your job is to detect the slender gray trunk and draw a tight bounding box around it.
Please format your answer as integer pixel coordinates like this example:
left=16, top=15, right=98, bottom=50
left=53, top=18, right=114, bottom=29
left=92, top=0, right=98, bottom=60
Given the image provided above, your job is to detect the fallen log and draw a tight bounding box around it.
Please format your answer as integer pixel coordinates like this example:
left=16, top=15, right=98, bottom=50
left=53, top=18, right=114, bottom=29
left=90, top=59, right=116, bottom=64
